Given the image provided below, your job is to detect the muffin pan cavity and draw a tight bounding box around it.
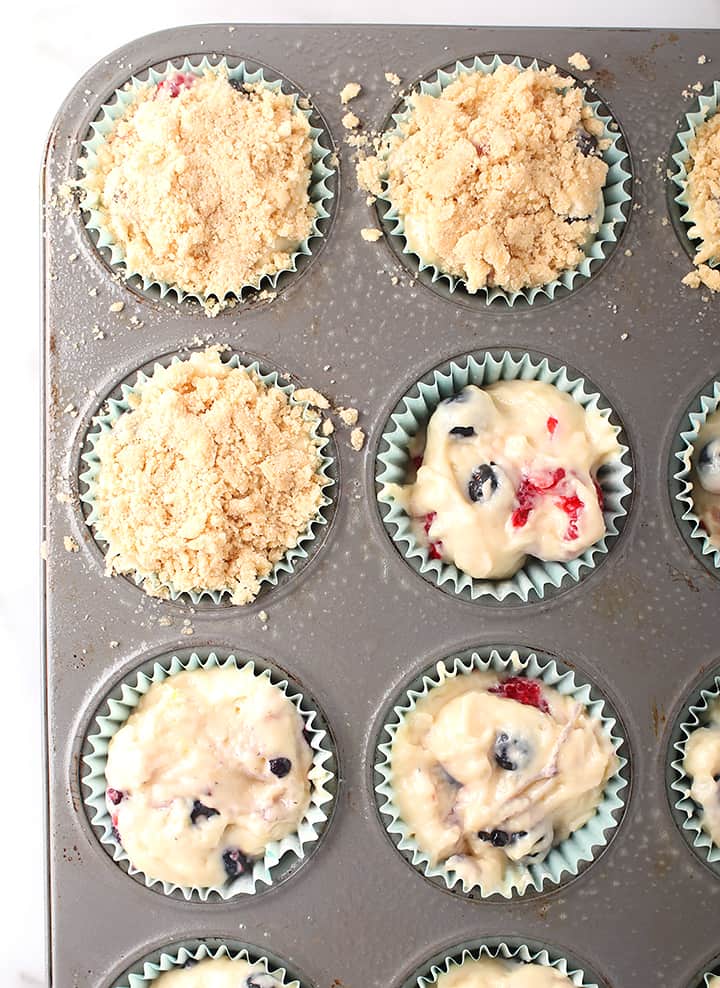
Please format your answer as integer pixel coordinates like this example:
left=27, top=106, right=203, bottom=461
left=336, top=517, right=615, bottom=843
left=43, top=24, right=719, bottom=988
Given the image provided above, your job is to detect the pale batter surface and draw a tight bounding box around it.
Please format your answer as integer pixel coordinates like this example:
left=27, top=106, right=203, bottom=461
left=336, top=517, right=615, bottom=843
left=380, top=64, right=608, bottom=292
left=683, top=699, right=720, bottom=847
left=391, top=668, right=617, bottom=891
left=436, top=957, right=575, bottom=987
left=152, top=957, right=282, bottom=987
left=686, top=112, right=720, bottom=268
left=690, top=408, right=720, bottom=548
left=395, top=380, right=620, bottom=580
left=83, top=70, right=314, bottom=297
left=105, top=666, right=313, bottom=887
left=92, top=348, right=325, bottom=604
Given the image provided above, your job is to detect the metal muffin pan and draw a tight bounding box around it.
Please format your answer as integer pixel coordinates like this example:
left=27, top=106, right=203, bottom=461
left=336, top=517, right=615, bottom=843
left=41, top=23, right=719, bottom=988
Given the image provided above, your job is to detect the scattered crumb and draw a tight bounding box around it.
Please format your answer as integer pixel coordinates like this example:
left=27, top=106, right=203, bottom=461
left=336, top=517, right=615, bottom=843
left=692, top=81, right=704, bottom=92
left=342, top=111, right=360, bottom=130
left=40, top=541, right=48, bottom=560
left=661, top=217, right=669, bottom=227
left=391, top=275, right=399, bottom=286
left=350, top=428, right=366, bottom=451
left=63, top=536, right=79, bottom=553
left=88, top=287, right=98, bottom=298
left=63, top=402, right=77, bottom=417
left=158, top=615, right=172, bottom=627
left=568, top=51, right=591, bottom=72
left=361, top=227, right=383, bottom=242
left=340, top=82, right=361, bottom=104
left=294, top=387, right=330, bottom=409
left=180, top=625, right=194, bottom=636
left=337, top=406, right=359, bottom=427
left=321, top=418, right=335, bottom=436
left=68, top=253, right=79, bottom=262
left=109, top=640, right=119, bottom=649
left=698, top=54, right=707, bottom=64
left=620, top=332, right=629, bottom=341
left=92, top=325, right=105, bottom=341
left=258, top=609, right=269, bottom=623
left=385, top=71, right=401, bottom=86
left=683, top=264, right=720, bottom=292
left=109, top=301, right=125, bottom=313
left=624, top=248, right=633, bottom=257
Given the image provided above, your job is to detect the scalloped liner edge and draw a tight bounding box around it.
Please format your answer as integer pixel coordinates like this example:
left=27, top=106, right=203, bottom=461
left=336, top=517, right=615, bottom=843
left=119, top=941, right=300, bottom=988
left=414, top=941, right=598, bottom=988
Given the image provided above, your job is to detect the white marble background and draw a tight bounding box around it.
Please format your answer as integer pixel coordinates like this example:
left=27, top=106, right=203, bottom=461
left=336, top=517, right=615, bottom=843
left=7, top=1, right=717, bottom=985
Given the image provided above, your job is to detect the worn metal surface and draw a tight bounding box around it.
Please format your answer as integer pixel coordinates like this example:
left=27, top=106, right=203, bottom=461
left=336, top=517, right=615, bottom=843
left=42, top=23, right=720, bottom=988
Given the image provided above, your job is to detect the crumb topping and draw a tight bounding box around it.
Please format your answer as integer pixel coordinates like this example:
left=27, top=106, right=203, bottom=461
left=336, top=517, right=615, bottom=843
left=361, top=227, right=383, bottom=242
left=83, top=71, right=315, bottom=298
left=365, top=64, right=608, bottom=293
left=91, top=348, right=325, bottom=604
left=568, top=51, right=591, bottom=72
left=684, top=111, right=720, bottom=281
left=340, top=82, right=361, bottom=103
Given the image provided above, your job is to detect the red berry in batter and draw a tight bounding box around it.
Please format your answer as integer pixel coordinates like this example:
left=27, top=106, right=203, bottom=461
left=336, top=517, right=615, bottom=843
left=156, top=72, right=196, bottom=98
left=546, top=416, right=558, bottom=435
left=423, top=512, right=443, bottom=560
left=489, top=676, right=550, bottom=713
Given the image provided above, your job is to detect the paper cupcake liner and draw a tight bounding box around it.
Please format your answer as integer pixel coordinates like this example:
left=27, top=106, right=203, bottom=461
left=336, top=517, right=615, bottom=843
left=405, top=940, right=601, bottom=988
left=113, top=940, right=303, bottom=988
left=670, top=80, right=720, bottom=267
left=82, top=650, right=336, bottom=901
left=78, top=56, right=335, bottom=309
left=374, top=646, right=629, bottom=900
left=671, top=378, right=720, bottom=575
left=376, top=54, right=632, bottom=306
left=79, top=350, right=336, bottom=605
left=669, top=666, right=720, bottom=876
left=376, top=350, right=633, bottom=603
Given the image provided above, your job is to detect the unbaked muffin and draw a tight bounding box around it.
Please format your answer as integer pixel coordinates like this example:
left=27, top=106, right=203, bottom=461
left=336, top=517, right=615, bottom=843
left=690, top=407, right=720, bottom=547
left=393, top=380, right=619, bottom=580
left=435, top=957, right=576, bottom=987
left=376, top=63, right=609, bottom=293
left=87, top=348, right=326, bottom=604
left=682, top=699, right=720, bottom=847
left=105, top=665, right=313, bottom=887
left=82, top=68, right=315, bottom=298
left=148, top=957, right=283, bottom=987
left=681, top=111, right=720, bottom=293
left=390, top=669, right=617, bottom=891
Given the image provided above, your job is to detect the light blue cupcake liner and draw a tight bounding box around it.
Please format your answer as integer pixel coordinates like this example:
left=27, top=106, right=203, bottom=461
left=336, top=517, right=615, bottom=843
left=78, top=56, right=335, bottom=307
left=669, top=668, right=720, bottom=876
left=374, top=646, right=628, bottom=899
left=113, top=940, right=301, bottom=988
left=377, top=55, right=632, bottom=306
left=376, top=350, right=633, bottom=603
left=79, top=350, right=335, bottom=605
left=82, top=651, right=336, bottom=901
left=406, top=939, right=600, bottom=988
left=672, top=379, right=720, bottom=574
left=670, top=80, right=720, bottom=267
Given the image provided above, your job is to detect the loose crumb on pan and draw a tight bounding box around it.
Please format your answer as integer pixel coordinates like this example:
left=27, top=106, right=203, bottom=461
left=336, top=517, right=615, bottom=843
left=321, top=418, right=335, bottom=436
left=109, top=301, right=125, bottom=313
left=698, top=54, right=707, bottom=64
left=340, top=82, right=361, bottom=103
left=683, top=265, right=720, bottom=292
left=91, top=348, right=326, bottom=605
left=359, top=64, right=609, bottom=293
left=361, top=227, right=383, bottom=242
left=81, top=70, right=315, bottom=301
left=342, top=111, right=360, bottom=130
left=350, top=428, right=365, bottom=451
left=64, top=536, right=79, bottom=553
left=568, top=51, right=591, bottom=72
left=337, top=406, right=359, bottom=427
left=385, top=72, right=401, bottom=86
left=294, top=387, right=330, bottom=409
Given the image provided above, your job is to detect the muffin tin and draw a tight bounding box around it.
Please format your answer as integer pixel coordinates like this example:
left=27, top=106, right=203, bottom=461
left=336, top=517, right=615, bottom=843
left=42, top=23, right=719, bottom=988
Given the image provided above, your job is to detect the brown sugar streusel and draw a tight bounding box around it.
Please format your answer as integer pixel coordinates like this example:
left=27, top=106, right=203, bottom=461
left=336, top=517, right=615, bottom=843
left=82, top=70, right=315, bottom=298
left=681, top=111, right=720, bottom=292
left=90, top=348, right=326, bottom=604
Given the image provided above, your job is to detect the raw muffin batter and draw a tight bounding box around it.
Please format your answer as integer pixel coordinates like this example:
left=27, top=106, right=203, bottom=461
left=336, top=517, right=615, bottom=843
left=380, top=63, right=608, bottom=292
left=82, top=69, right=315, bottom=297
left=391, top=669, right=617, bottom=891
left=682, top=111, right=720, bottom=293
left=436, top=957, right=576, bottom=987
left=150, top=957, right=282, bottom=987
left=105, top=666, right=313, bottom=887
left=394, top=380, right=620, bottom=580
left=690, top=408, right=720, bottom=548
left=90, top=348, right=325, bottom=604
left=683, top=700, right=720, bottom=847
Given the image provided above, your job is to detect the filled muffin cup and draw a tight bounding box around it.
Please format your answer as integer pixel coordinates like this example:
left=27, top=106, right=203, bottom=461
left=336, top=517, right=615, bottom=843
left=670, top=377, right=720, bottom=576
left=668, top=666, right=720, bottom=878
left=79, top=349, right=336, bottom=606
left=82, top=650, right=337, bottom=901
left=111, top=939, right=305, bottom=988
left=375, top=54, right=632, bottom=307
left=373, top=645, right=629, bottom=900
left=670, top=80, right=720, bottom=271
left=375, top=349, right=633, bottom=604
left=401, top=938, right=607, bottom=988
left=78, top=55, right=335, bottom=310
